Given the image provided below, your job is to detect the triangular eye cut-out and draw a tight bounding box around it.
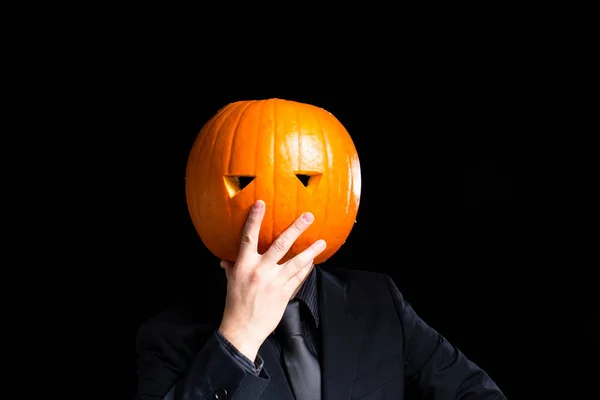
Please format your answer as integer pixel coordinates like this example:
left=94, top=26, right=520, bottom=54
left=296, top=174, right=311, bottom=187
left=223, top=175, right=255, bottom=198
left=295, top=172, right=322, bottom=189
left=238, top=176, right=255, bottom=189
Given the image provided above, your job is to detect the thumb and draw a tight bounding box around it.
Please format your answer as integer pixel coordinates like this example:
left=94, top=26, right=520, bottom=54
left=219, top=260, right=234, bottom=270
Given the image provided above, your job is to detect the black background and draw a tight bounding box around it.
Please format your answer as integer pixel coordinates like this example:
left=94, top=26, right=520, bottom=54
left=11, top=5, right=595, bottom=398
left=37, top=17, right=587, bottom=400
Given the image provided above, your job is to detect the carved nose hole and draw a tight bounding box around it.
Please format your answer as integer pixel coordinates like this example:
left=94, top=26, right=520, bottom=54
left=223, top=175, right=255, bottom=198
left=294, top=172, right=322, bottom=189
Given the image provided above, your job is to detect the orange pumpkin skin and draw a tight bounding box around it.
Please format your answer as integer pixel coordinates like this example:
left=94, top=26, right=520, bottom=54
left=185, top=98, right=361, bottom=264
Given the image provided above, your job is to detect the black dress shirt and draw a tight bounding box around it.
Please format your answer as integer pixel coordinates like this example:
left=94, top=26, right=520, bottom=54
left=215, top=267, right=320, bottom=375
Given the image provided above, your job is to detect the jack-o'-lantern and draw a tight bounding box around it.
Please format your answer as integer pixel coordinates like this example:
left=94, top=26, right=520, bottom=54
left=185, top=98, right=361, bottom=264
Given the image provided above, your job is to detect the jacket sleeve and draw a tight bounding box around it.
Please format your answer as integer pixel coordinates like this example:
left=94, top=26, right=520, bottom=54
left=385, top=276, right=507, bottom=400
left=136, top=312, right=270, bottom=400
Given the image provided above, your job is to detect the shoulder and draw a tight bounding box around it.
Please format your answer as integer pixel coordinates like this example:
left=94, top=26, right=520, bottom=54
left=137, top=305, right=200, bottom=336
left=136, top=304, right=218, bottom=361
left=135, top=305, right=220, bottom=396
left=318, top=265, right=400, bottom=303
left=318, top=265, right=408, bottom=328
left=319, top=265, right=395, bottom=289
left=320, top=265, right=391, bottom=279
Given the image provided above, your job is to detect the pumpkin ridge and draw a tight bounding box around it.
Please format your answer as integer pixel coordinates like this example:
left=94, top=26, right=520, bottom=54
left=252, top=100, right=266, bottom=233
left=226, top=101, right=256, bottom=237
left=314, top=110, right=330, bottom=253
left=210, top=102, right=245, bottom=255
left=196, top=102, right=237, bottom=255
left=186, top=102, right=235, bottom=223
left=270, top=99, right=277, bottom=249
left=294, top=104, right=302, bottom=249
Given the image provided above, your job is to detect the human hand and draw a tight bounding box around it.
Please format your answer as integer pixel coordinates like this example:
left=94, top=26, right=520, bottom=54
left=217, top=199, right=326, bottom=361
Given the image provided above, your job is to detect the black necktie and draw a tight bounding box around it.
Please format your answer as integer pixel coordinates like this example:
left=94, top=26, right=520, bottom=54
left=277, top=299, right=321, bottom=400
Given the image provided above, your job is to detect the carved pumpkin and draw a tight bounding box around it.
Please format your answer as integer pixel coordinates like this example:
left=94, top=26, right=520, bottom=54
left=185, top=98, right=361, bottom=264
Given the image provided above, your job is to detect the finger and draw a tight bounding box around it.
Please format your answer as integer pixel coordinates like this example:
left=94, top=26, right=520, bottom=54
left=281, top=239, right=326, bottom=287
left=262, top=212, right=315, bottom=264
left=282, top=260, right=316, bottom=297
left=237, top=200, right=266, bottom=260
left=219, top=260, right=233, bottom=270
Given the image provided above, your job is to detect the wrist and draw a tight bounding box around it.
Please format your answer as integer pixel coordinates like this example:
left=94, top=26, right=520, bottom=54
left=218, top=324, right=262, bottom=361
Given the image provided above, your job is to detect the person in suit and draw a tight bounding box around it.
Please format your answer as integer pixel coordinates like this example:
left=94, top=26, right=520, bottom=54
left=136, top=200, right=506, bottom=400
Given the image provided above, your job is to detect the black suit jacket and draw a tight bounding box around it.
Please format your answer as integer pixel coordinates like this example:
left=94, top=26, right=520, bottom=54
left=136, top=266, right=505, bottom=399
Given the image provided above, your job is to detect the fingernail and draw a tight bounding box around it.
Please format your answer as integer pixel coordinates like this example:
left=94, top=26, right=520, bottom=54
left=253, top=200, right=264, bottom=210
left=302, top=212, right=314, bottom=222
left=316, top=239, right=326, bottom=249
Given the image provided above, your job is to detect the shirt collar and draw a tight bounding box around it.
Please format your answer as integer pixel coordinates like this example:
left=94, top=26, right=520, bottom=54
left=293, top=266, right=320, bottom=328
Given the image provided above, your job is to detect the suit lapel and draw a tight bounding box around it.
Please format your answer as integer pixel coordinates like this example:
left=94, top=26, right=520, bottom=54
left=318, top=266, right=365, bottom=400
left=258, top=339, right=295, bottom=399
